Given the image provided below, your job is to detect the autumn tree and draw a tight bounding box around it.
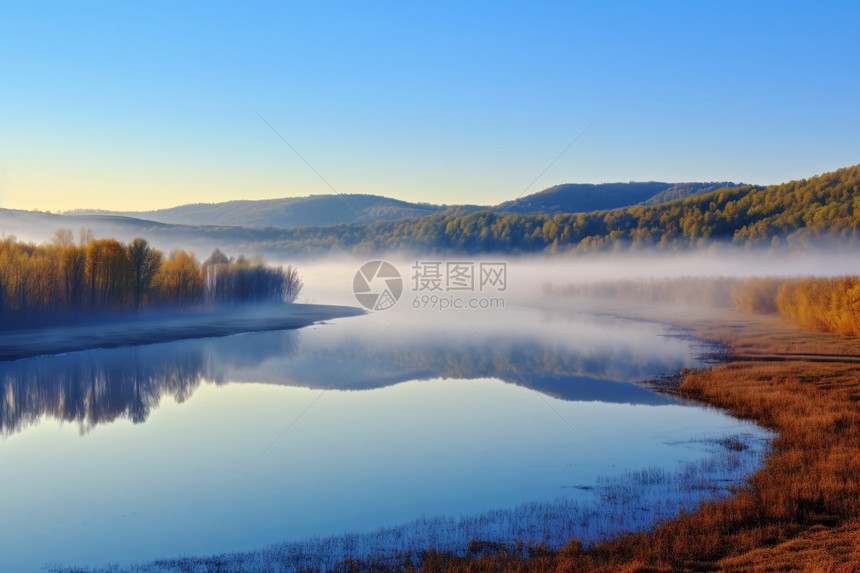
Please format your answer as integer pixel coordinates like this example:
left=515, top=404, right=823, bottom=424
left=27, top=246, right=62, bottom=312
left=154, top=250, right=204, bottom=309
left=60, top=245, right=87, bottom=311
left=126, top=238, right=163, bottom=311
left=86, top=239, right=131, bottom=310
left=0, top=238, right=28, bottom=312
left=0, top=234, right=303, bottom=325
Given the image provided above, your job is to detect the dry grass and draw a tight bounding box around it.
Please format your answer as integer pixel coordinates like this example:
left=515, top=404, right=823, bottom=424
left=547, top=311, right=860, bottom=572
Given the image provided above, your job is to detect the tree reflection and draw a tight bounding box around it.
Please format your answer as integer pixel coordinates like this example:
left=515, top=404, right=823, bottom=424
left=0, top=330, right=299, bottom=437
left=0, top=322, right=693, bottom=437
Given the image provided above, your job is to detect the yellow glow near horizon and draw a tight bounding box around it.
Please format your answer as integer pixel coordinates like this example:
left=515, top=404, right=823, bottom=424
left=0, top=158, right=523, bottom=213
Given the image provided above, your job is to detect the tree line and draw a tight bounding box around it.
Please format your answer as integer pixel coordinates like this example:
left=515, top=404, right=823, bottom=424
left=0, top=230, right=302, bottom=327
left=776, top=277, right=860, bottom=337
left=228, top=163, right=860, bottom=254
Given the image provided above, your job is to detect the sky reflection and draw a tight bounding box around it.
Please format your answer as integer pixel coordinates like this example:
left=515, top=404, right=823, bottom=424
left=0, top=306, right=765, bottom=572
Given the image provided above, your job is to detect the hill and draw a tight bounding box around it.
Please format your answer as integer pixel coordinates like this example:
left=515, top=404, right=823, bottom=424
left=494, top=181, right=741, bottom=214
left=641, top=182, right=742, bottom=205
left=240, top=162, right=859, bottom=253
left=6, top=164, right=857, bottom=255
left=0, top=209, right=174, bottom=245
left=69, top=194, right=455, bottom=228
left=68, top=182, right=740, bottom=229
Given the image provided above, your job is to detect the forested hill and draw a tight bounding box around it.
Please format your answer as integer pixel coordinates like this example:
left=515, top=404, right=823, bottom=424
left=5, top=164, right=857, bottom=255
left=67, top=182, right=739, bottom=229
left=246, top=163, right=859, bottom=253
left=494, top=181, right=742, bottom=214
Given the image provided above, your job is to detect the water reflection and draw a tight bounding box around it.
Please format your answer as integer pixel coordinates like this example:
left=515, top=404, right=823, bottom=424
left=0, top=307, right=704, bottom=437
left=1, top=305, right=770, bottom=572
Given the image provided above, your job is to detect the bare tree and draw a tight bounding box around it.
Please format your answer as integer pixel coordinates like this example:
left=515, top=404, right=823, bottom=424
left=50, top=228, right=75, bottom=248
left=78, top=227, right=94, bottom=247
left=282, top=265, right=303, bottom=303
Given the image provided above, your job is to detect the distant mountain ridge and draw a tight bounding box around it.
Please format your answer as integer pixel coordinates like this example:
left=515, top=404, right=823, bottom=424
left=68, top=181, right=742, bottom=229
left=2, top=164, right=857, bottom=255
left=69, top=194, right=451, bottom=229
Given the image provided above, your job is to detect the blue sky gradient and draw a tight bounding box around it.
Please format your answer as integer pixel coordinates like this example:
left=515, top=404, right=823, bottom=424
left=1, top=1, right=858, bottom=211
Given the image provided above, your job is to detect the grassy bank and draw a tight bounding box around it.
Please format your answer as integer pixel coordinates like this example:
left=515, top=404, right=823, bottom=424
left=558, top=311, right=860, bottom=572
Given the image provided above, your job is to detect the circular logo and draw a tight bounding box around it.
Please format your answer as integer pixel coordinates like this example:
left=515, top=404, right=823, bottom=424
left=353, top=260, right=403, bottom=311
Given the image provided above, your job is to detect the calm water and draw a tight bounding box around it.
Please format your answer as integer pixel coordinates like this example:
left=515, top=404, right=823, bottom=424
left=0, top=305, right=769, bottom=571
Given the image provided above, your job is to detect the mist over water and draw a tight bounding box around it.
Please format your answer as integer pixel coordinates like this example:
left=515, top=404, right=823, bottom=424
left=287, top=249, right=860, bottom=310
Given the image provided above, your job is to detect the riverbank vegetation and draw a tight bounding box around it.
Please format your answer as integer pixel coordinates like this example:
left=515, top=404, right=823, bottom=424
left=0, top=231, right=302, bottom=327
left=776, top=277, right=860, bottom=337
left=549, top=274, right=860, bottom=338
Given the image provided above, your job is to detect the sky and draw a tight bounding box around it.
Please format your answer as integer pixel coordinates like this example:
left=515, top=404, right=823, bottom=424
left=1, top=1, right=859, bottom=212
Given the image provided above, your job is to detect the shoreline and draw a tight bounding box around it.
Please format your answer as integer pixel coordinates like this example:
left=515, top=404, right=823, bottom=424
left=0, top=303, right=365, bottom=362
left=49, top=307, right=777, bottom=573
left=45, top=317, right=771, bottom=573
left=563, top=306, right=860, bottom=571
left=277, top=305, right=860, bottom=570
left=35, top=305, right=860, bottom=571
left=57, top=434, right=768, bottom=573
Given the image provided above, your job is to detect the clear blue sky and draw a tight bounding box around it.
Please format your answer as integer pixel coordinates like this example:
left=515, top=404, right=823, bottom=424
left=1, top=1, right=858, bottom=212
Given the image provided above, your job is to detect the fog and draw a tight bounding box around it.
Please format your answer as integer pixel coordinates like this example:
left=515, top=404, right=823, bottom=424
left=4, top=207, right=860, bottom=293
left=283, top=249, right=860, bottom=310
left=4, top=207, right=860, bottom=313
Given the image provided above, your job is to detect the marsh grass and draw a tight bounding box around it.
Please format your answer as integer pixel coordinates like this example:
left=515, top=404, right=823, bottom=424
left=557, top=311, right=860, bottom=572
